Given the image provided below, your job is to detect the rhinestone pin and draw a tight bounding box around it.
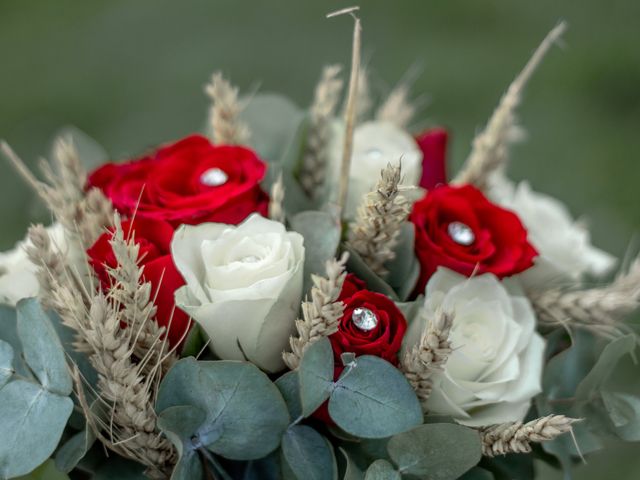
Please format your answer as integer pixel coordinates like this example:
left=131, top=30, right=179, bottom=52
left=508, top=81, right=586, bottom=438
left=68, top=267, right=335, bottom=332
left=447, top=221, right=475, bottom=246
left=365, top=147, right=383, bottom=160
left=351, top=307, right=378, bottom=331
left=200, top=168, right=228, bottom=187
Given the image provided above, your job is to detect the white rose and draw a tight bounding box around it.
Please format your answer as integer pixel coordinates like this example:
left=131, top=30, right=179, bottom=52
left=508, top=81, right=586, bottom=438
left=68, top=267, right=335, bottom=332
left=0, top=223, right=68, bottom=306
left=488, top=174, right=616, bottom=288
left=172, top=214, right=305, bottom=372
left=403, top=268, right=546, bottom=426
left=329, top=121, right=422, bottom=218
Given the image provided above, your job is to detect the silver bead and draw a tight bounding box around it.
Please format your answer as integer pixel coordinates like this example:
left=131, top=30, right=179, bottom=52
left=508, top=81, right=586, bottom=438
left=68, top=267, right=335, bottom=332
left=200, top=168, right=228, bottom=187
left=351, top=307, right=378, bottom=331
left=447, top=221, right=475, bottom=246
left=365, top=147, right=383, bottom=160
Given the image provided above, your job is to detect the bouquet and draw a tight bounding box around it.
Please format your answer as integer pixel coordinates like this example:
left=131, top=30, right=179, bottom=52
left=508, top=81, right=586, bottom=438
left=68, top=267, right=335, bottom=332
left=1, top=8, right=638, bottom=480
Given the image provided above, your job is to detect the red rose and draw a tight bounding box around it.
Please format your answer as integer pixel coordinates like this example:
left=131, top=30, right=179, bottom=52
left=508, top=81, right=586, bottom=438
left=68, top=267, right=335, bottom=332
left=410, top=184, right=537, bottom=294
left=416, top=128, right=448, bottom=190
left=330, top=275, right=407, bottom=365
left=87, top=217, right=190, bottom=347
left=88, top=135, right=269, bottom=227
left=314, top=275, right=408, bottom=424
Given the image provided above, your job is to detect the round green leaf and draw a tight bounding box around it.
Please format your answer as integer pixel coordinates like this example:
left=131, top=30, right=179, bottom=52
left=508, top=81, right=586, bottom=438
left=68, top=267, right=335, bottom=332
left=328, top=356, right=422, bottom=438
left=601, top=391, right=640, bottom=441
left=17, top=298, right=72, bottom=396
left=340, top=448, right=365, bottom=480
left=157, top=405, right=209, bottom=456
left=276, top=370, right=303, bottom=420
left=290, top=210, right=341, bottom=295
left=345, top=248, right=398, bottom=301
left=575, top=334, right=636, bottom=401
left=364, top=460, right=400, bottom=480
left=384, top=223, right=420, bottom=300
left=0, top=339, right=14, bottom=388
left=0, top=379, right=73, bottom=478
left=387, top=423, right=482, bottom=480
left=157, top=358, right=290, bottom=460
left=281, top=425, right=337, bottom=480
left=239, top=93, right=304, bottom=165
left=299, top=338, right=335, bottom=417
left=55, top=428, right=96, bottom=473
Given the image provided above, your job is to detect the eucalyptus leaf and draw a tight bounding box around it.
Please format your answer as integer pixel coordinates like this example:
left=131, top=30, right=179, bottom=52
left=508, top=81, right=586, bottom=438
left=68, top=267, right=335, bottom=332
left=0, top=339, right=14, bottom=388
left=328, top=356, right=422, bottom=438
left=299, top=338, right=335, bottom=417
left=55, top=427, right=97, bottom=473
left=0, top=305, right=31, bottom=378
left=575, top=334, right=636, bottom=402
left=364, top=460, right=401, bottom=480
left=281, top=425, right=337, bottom=480
left=54, top=125, right=108, bottom=172
left=345, top=248, right=398, bottom=301
left=276, top=370, right=303, bottom=420
left=600, top=391, right=640, bottom=441
left=280, top=116, right=317, bottom=214
left=387, top=423, right=482, bottom=480
left=543, top=330, right=597, bottom=399
left=384, top=223, right=420, bottom=301
left=240, top=93, right=304, bottom=165
left=395, top=297, right=424, bottom=331
left=48, top=309, right=98, bottom=390
left=340, top=448, right=365, bottom=480
left=0, top=379, right=73, bottom=478
left=170, top=453, right=203, bottom=480
left=290, top=210, right=341, bottom=295
left=17, top=298, right=72, bottom=396
left=156, top=358, right=289, bottom=460
left=15, top=459, right=70, bottom=480
left=157, top=406, right=206, bottom=480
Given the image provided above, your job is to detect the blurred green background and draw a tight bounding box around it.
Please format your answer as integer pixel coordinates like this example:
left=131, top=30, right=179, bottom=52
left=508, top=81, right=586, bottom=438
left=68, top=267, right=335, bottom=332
left=0, top=0, right=638, bottom=477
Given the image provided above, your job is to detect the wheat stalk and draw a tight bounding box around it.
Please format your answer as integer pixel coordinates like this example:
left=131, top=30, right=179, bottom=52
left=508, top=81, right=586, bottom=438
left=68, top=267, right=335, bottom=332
left=331, top=8, right=362, bottom=215
left=453, top=22, right=567, bottom=189
left=353, top=65, right=372, bottom=123
left=73, top=294, right=176, bottom=478
left=347, top=163, right=411, bottom=276
left=480, top=415, right=580, bottom=457
left=298, top=65, right=344, bottom=198
left=376, top=81, right=416, bottom=128
left=283, top=252, right=349, bottom=370
left=529, top=258, right=640, bottom=339
left=401, top=308, right=453, bottom=409
left=107, top=215, right=178, bottom=373
left=30, top=214, right=178, bottom=477
left=268, top=173, right=286, bottom=224
left=1, top=139, right=113, bottom=247
left=205, top=72, right=250, bottom=145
